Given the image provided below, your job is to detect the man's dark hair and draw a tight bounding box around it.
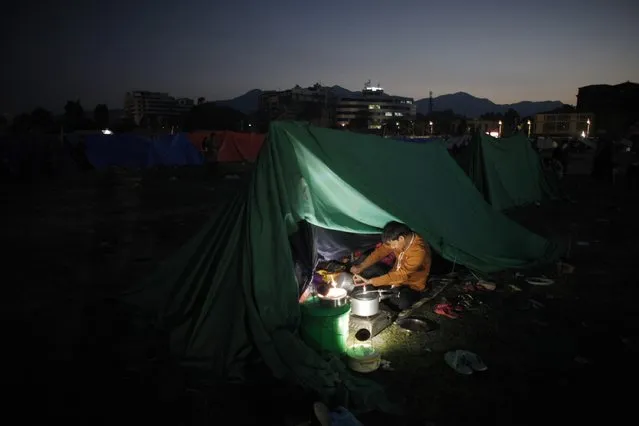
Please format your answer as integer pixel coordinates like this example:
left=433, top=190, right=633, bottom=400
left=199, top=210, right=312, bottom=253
left=381, top=221, right=412, bottom=243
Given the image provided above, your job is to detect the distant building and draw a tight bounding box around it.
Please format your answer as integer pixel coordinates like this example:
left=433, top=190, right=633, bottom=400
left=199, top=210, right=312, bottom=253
left=258, top=90, right=280, bottom=115
left=533, top=112, right=594, bottom=138
left=124, top=91, right=195, bottom=127
left=335, top=82, right=416, bottom=129
left=258, top=84, right=336, bottom=126
left=576, top=81, right=639, bottom=136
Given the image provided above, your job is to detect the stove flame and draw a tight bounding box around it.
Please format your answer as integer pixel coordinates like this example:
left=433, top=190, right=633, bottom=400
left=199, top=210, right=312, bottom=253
left=323, top=287, right=347, bottom=299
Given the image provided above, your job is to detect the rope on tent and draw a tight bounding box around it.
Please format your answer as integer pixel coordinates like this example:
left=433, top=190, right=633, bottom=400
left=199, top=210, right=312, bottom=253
left=469, top=270, right=482, bottom=281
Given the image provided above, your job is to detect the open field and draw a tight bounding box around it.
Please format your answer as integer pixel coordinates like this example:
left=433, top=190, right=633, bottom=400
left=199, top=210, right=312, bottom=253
left=2, top=167, right=637, bottom=425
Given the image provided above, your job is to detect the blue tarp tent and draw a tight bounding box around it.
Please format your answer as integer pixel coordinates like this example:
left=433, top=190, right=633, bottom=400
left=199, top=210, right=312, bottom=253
left=85, top=133, right=204, bottom=170
left=149, top=134, right=204, bottom=166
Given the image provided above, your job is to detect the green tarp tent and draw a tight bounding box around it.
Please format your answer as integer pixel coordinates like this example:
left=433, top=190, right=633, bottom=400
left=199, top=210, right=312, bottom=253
left=125, top=122, right=565, bottom=411
left=458, top=132, right=561, bottom=210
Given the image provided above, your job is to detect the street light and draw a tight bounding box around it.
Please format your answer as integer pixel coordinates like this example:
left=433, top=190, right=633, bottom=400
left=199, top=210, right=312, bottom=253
left=498, top=120, right=503, bottom=138
left=527, top=120, right=531, bottom=138
left=586, top=118, right=591, bottom=137
left=429, top=121, right=433, bottom=135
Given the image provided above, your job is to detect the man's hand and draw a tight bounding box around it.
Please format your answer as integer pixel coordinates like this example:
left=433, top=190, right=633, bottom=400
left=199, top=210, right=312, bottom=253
left=353, top=274, right=371, bottom=286
left=350, top=265, right=363, bottom=275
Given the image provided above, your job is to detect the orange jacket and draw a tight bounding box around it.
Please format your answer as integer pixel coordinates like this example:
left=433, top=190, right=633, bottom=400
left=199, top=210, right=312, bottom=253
left=359, top=233, right=431, bottom=291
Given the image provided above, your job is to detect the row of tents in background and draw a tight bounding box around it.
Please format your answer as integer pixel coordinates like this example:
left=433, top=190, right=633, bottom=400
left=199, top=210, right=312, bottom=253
left=0, top=130, right=512, bottom=179
left=82, top=131, right=266, bottom=170
left=0, top=130, right=266, bottom=180
left=0, top=125, right=565, bottom=213
left=0, top=130, right=513, bottom=180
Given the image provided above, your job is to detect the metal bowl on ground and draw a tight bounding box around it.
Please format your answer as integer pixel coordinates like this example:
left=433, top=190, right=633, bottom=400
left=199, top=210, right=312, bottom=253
left=396, top=316, right=439, bottom=333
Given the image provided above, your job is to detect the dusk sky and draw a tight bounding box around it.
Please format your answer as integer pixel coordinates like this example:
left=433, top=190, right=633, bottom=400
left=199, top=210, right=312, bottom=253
left=2, top=0, right=638, bottom=113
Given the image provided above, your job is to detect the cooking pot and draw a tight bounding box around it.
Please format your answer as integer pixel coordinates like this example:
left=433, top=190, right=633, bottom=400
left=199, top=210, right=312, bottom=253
left=317, top=287, right=349, bottom=308
left=349, top=288, right=395, bottom=317
left=317, top=285, right=395, bottom=315
left=350, top=291, right=379, bottom=317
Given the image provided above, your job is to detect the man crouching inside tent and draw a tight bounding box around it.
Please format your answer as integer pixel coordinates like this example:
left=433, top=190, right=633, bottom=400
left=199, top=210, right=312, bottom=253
left=351, top=221, right=431, bottom=311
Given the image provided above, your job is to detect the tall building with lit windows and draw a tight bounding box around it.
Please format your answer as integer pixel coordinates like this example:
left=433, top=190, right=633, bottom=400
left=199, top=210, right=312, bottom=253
left=124, top=91, right=194, bottom=127
left=335, top=82, right=416, bottom=129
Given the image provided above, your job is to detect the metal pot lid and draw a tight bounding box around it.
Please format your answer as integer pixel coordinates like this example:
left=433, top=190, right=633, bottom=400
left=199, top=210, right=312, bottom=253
left=351, top=291, right=378, bottom=301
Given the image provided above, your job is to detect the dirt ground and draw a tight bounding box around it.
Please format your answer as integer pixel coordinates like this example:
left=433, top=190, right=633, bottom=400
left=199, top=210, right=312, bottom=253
left=2, top=167, right=638, bottom=425
left=363, top=176, right=639, bottom=425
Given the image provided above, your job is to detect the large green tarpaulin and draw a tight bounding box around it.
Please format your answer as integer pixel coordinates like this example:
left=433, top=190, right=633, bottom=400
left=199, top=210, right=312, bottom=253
left=125, top=122, right=565, bottom=411
left=459, top=132, right=561, bottom=210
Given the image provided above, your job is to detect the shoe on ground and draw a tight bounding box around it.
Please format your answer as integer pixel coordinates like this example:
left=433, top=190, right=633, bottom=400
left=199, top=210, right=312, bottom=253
left=444, top=350, right=473, bottom=375
left=460, top=350, right=488, bottom=372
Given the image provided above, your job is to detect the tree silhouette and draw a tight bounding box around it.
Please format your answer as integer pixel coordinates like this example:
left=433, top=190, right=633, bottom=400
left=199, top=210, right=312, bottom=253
left=64, top=100, right=85, bottom=131
left=426, top=109, right=459, bottom=135
left=31, top=108, right=55, bottom=132
left=414, top=120, right=426, bottom=136
left=94, top=104, right=109, bottom=129
left=503, top=108, right=520, bottom=136
left=457, top=118, right=468, bottom=135
left=11, top=113, right=32, bottom=133
left=503, top=108, right=519, bottom=125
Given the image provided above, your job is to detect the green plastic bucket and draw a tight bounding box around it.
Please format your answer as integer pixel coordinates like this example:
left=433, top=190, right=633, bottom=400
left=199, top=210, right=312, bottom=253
left=300, top=296, right=351, bottom=355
